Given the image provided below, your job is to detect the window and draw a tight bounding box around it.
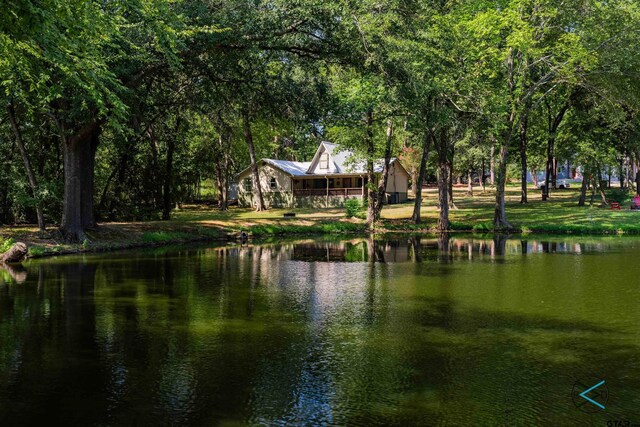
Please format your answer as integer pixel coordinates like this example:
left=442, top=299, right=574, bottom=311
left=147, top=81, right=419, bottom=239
left=243, top=178, right=252, bottom=191
left=319, top=152, right=329, bottom=170
left=270, top=177, right=277, bottom=189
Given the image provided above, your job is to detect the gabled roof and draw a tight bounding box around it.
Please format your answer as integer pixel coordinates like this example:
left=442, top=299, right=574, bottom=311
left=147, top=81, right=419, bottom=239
left=307, top=141, right=360, bottom=174
left=237, top=141, right=405, bottom=178
left=263, top=159, right=312, bottom=176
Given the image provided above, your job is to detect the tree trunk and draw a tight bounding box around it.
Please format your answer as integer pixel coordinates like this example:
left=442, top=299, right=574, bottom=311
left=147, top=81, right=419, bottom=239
left=436, top=129, right=449, bottom=231
left=411, top=131, right=432, bottom=224
left=1, top=242, right=28, bottom=263
left=596, top=166, right=608, bottom=206
left=7, top=104, right=45, bottom=231
left=578, top=169, right=589, bottom=207
left=162, top=137, right=176, bottom=220
left=60, top=123, right=101, bottom=242
left=489, top=144, right=495, bottom=186
left=544, top=102, right=569, bottom=196
left=373, top=119, right=394, bottom=223
left=493, top=140, right=512, bottom=230
left=544, top=138, right=553, bottom=198
left=447, top=146, right=457, bottom=210
left=636, top=157, right=640, bottom=196
left=519, top=114, right=528, bottom=204
left=214, top=134, right=229, bottom=211
left=619, top=157, right=625, bottom=189
left=145, top=124, right=163, bottom=208
left=411, top=171, right=418, bottom=197
left=162, top=115, right=181, bottom=220
left=365, top=110, right=376, bottom=229
left=467, top=169, right=473, bottom=197
left=242, top=110, right=266, bottom=211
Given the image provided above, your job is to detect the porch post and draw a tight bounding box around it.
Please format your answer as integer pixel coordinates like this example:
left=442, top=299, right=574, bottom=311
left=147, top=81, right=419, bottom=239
left=326, top=176, right=329, bottom=208
left=290, top=177, right=295, bottom=208
left=361, top=176, right=365, bottom=198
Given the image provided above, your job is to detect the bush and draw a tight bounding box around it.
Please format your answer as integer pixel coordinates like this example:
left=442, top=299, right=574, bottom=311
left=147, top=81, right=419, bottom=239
left=0, top=237, right=15, bottom=253
left=604, top=188, right=633, bottom=204
left=345, top=198, right=365, bottom=219
left=472, top=222, right=492, bottom=232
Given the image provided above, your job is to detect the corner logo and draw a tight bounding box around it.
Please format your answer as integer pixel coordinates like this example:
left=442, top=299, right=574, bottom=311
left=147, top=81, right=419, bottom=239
left=572, top=376, right=608, bottom=413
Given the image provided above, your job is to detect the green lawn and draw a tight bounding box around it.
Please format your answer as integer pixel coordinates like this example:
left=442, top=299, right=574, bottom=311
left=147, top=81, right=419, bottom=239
left=2, top=184, right=639, bottom=259
left=172, top=184, right=640, bottom=234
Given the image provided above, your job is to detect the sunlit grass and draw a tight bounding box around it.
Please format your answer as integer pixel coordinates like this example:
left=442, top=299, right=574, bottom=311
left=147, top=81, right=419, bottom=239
left=172, top=184, right=640, bottom=234
left=2, top=183, right=639, bottom=259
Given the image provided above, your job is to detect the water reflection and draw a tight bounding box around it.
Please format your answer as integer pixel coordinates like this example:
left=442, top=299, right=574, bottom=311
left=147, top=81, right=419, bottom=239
left=1, top=236, right=639, bottom=425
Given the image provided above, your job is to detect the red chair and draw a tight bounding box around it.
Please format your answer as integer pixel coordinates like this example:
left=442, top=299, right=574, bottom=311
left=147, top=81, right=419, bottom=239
left=610, top=202, right=621, bottom=210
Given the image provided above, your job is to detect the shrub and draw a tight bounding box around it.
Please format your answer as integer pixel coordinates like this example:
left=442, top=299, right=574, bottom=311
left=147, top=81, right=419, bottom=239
left=28, top=246, right=45, bottom=257
left=0, top=237, right=15, bottom=253
left=345, top=198, right=364, bottom=218
left=472, top=222, right=492, bottom=232
left=604, top=188, right=633, bottom=204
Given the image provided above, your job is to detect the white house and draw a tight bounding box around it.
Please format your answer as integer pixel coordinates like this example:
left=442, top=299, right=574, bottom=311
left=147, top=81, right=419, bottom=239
left=237, top=141, right=410, bottom=208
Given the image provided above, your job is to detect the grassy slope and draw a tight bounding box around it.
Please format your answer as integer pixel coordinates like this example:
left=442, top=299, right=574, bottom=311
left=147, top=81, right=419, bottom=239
left=1, top=184, right=639, bottom=258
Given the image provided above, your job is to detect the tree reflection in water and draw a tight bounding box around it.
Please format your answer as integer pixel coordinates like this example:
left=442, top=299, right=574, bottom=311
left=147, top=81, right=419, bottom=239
left=0, top=236, right=639, bottom=425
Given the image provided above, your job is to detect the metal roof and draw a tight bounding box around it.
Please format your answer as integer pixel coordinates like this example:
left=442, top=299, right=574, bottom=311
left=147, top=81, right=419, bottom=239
left=262, top=159, right=312, bottom=176
left=238, top=142, right=402, bottom=177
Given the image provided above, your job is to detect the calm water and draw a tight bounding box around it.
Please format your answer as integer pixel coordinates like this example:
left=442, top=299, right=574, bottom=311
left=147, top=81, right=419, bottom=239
left=1, top=236, right=639, bottom=426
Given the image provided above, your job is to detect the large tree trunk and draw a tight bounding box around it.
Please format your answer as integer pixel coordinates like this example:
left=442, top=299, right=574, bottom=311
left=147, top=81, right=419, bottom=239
left=60, top=123, right=101, bottom=242
left=364, top=111, right=376, bottom=229
left=467, top=169, right=473, bottom=197
left=578, top=169, right=589, bottom=207
left=411, top=131, right=432, bottom=224
left=242, top=111, right=266, bottom=211
left=7, top=104, right=45, bottom=231
left=493, top=138, right=512, bottom=230
left=519, top=114, right=528, bottom=204
left=436, top=129, right=449, bottom=231
left=373, top=119, right=394, bottom=222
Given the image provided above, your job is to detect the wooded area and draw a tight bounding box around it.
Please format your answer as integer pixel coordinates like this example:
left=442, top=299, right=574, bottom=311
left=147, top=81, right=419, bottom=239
left=1, top=0, right=639, bottom=240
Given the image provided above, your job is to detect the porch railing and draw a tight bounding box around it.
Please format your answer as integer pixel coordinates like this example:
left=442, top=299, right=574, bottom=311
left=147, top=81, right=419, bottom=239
left=294, top=188, right=363, bottom=197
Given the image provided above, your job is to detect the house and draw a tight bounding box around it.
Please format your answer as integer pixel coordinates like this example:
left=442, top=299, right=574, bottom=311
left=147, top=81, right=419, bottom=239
left=237, top=141, right=410, bottom=208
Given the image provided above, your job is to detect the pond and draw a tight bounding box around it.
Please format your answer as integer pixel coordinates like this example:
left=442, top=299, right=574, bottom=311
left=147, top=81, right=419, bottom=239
left=1, top=236, right=639, bottom=426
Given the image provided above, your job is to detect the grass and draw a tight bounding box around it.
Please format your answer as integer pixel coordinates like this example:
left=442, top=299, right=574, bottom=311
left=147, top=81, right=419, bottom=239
left=1, top=183, right=639, bottom=259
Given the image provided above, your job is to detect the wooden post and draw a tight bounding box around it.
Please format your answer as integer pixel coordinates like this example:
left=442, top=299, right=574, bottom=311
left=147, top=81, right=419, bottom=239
left=290, top=177, right=295, bottom=208
left=326, top=176, right=329, bottom=208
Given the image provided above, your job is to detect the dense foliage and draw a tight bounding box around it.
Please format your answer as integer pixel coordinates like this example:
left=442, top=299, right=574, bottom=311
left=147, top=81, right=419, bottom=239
left=1, top=0, right=639, bottom=238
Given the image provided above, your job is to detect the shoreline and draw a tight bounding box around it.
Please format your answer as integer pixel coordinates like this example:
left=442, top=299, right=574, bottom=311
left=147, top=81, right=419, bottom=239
left=3, top=216, right=640, bottom=260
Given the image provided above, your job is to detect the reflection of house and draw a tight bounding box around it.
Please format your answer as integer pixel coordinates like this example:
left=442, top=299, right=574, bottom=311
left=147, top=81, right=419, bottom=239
left=237, top=141, right=410, bottom=208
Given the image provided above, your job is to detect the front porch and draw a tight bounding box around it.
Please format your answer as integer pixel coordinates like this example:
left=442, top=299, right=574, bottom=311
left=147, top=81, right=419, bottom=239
left=292, top=176, right=368, bottom=207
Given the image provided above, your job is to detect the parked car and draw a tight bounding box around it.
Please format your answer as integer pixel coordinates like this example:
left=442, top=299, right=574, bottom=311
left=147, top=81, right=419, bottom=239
left=536, top=179, right=571, bottom=189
